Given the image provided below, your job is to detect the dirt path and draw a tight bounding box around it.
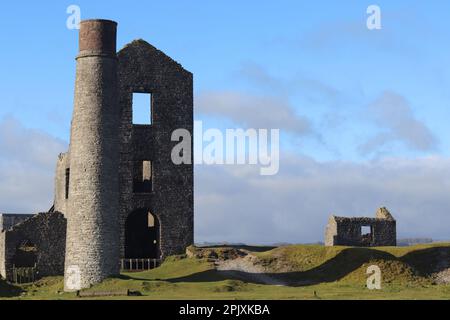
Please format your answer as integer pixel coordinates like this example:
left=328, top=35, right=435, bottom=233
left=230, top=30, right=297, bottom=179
left=215, top=254, right=287, bottom=286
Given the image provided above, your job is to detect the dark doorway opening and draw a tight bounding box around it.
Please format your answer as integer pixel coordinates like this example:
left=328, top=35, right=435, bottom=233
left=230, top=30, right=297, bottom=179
left=125, top=209, right=160, bottom=259
left=13, top=239, right=37, bottom=267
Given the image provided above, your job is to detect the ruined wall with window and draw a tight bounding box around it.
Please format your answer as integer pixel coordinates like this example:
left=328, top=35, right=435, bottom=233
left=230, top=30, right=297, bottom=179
left=0, top=212, right=66, bottom=280
left=117, top=40, right=194, bottom=260
left=325, top=207, right=396, bottom=247
left=0, top=213, right=35, bottom=278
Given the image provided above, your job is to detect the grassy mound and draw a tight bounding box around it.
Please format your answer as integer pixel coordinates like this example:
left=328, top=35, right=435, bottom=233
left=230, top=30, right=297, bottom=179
left=253, top=243, right=450, bottom=285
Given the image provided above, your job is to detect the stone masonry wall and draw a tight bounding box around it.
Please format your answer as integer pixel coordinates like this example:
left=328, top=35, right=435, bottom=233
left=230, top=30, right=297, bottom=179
left=324, top=216, right=337, bottom=247
left=54, top=152, right=70, bottom=216
left=1, top=212, right=66, bottom=280
left=64, top=19, right=121, bottom=290
left=325, top=208, right=396, bottom=247
left=0, top=214, right=35, bottom=232
left=334, top=217, right=396, bottom=246
left=0, top=230, right=5, bottom=278
left=117, top=39, right=194, bottom=259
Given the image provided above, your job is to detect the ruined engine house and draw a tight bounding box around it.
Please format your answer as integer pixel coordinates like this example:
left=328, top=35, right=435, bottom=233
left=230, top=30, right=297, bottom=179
left=0, top=19, right=194, bottom=290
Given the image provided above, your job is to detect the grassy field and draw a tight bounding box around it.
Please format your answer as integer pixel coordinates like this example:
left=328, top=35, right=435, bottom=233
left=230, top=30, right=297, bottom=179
left=1, top=243, right=450, bottom=300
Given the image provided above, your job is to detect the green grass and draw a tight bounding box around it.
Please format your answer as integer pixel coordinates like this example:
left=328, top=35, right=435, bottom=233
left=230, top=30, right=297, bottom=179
left=1, top=243, right=450, bottom=300
left=252, top=243, right=450, bottom=286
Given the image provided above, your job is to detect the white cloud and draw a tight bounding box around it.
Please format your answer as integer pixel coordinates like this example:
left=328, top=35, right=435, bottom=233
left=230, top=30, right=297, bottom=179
left=196, top=91, right=311, bottom=135
left=0, top=116, right=67, bottom=213
left=237, top=62, right=342, bottom=105
left=359, top=91, right=438, bottom=155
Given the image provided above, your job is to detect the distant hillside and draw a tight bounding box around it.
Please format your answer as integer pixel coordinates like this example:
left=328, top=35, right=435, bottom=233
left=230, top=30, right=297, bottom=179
left=397, top=238, right=434, bottom=246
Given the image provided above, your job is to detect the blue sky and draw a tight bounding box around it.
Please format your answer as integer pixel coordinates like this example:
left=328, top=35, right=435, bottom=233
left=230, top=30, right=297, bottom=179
left=1, top=1, right=449, bottom=160
left=1, top=1, right=450, bottom=242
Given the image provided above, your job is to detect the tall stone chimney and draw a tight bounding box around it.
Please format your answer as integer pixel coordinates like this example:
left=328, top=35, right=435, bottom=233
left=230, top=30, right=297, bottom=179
left=64, top=19, right=120, bottom=291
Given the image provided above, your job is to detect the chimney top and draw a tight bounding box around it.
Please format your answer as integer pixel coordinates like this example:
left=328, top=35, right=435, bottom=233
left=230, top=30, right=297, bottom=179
left=78, top=19, right=117, bottom=58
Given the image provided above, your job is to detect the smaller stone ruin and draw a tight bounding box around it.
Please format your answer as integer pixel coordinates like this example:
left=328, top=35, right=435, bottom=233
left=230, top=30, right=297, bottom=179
left=325, top=207, right=396, bottom=247
left=0, top=211, right=66, bottom=281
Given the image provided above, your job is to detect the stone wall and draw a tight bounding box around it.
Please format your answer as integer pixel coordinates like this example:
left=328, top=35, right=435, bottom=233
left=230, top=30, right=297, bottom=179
left=0, top=214, right=35, bottom=232
left=117, top=39, right=194, bottom=259
left=0, top=212, right=66, bottom=280
left=53, top=152, right=70, bottom=216
left=324, top=216, right=337, bottom=247
left=325, top=208, right=396, bottom=247
left=0, top=230, right=5, bottom=278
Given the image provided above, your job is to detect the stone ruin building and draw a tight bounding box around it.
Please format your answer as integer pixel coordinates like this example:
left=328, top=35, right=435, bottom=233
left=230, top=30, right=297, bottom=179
left=0, top=19, right=193, bottom=290
left=325, top=207, right=396, bottom=247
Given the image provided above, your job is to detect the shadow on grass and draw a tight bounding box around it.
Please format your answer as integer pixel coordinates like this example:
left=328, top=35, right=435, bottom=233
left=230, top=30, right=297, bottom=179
left=198, top=245, right=278, bottom=253
left=0, top=280, right=23, bottom=298
left=159, top=246, right=450, bottom=287
left=402, top=246, right=450, bottom=277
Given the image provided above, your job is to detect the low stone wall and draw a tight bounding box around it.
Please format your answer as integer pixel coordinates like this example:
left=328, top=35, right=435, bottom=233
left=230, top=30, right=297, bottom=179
left=0, top=214, right=35, bottom=232
left=1, top=212, right=66, bottom=280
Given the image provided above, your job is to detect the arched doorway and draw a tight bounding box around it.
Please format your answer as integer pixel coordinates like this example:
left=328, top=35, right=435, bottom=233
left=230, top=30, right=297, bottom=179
left=125, top=209, right=160, bottom=259
left=13, top=239, right=37, bottom=267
